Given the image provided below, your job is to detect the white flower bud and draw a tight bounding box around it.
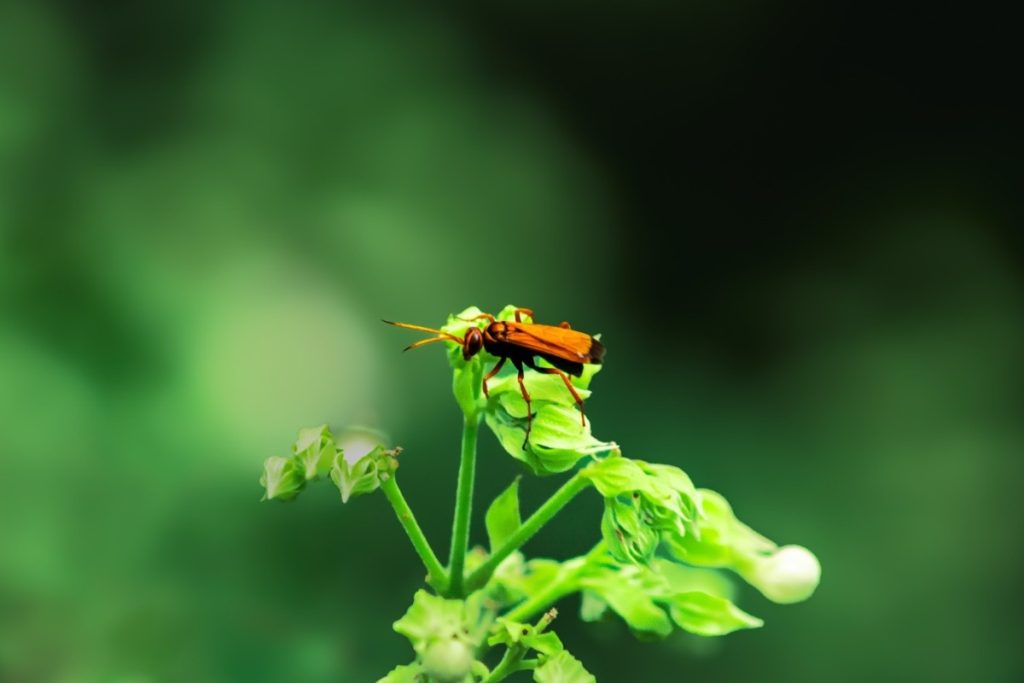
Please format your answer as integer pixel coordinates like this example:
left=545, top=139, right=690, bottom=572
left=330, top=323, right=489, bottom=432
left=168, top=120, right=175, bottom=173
left=742, top=545, right=820, bottom=604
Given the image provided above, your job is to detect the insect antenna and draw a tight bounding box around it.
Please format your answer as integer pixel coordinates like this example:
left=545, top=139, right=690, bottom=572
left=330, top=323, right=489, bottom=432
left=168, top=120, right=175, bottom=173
left=402, top=336, right=453, bottom=352
left=382, top=320, right=465, bottom=351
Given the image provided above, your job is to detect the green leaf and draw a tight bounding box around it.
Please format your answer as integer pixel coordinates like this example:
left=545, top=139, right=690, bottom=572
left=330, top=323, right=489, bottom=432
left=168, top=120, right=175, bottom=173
left=665, top=591, right=763, bottom=636
left=651, top=558, right=736, bottom=600
left=578, top=565, right=672, bottom=638
left=488, top=556, right=568, bottom=609
left=376, top=662, right=424, bottom=683
left=485, top=368, right=592, bottom=406
left=576, top=558, right=764, bottom=640
left=489, top=618, right=564, bottom=657
left=259, top=456, right=304, bottom=501
left=485, top=477, right=521, bottom=553
left=534, top=651, right=596, bottom=683
left=581, top=456, right=649, bottom=497
left=293, top=424, right=335, bottom=480
left=485, top=404, right=613, bottom=475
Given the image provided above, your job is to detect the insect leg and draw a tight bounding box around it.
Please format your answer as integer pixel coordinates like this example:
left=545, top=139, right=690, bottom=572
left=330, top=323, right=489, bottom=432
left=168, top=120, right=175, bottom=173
left=525, top=359, right=586, bottom=426
left=481, top=356, right=506, bottom=398
left=514, top=359, right=533, bottom=448
left=513, top=307, right=535, bottom=323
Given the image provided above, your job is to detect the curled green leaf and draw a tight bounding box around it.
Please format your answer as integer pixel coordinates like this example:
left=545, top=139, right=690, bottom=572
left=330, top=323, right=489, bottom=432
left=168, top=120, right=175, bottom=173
left=577, top=556, right=763, bottom=639
left=666, top=591, right=762, bottom=637
left=581, top=455, right=648, bottom=497
left=486, top=478, right=522, bottom=553
left=578, top=565, right=673, bottom=638
left=486, top=403, right=613, bottom=475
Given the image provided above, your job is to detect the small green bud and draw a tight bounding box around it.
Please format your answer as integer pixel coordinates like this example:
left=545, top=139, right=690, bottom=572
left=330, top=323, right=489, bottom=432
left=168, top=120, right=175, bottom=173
left=293, top=424, right=335, bottom=480
left=329, top=444, right=399, bottom=503
left=601, top=496, right=659, bottom=565
left=737, top=544, right=821, bottom=604
left=259, top=456, right=304, bottom=501
left=421, top=637, right=475, bottom=683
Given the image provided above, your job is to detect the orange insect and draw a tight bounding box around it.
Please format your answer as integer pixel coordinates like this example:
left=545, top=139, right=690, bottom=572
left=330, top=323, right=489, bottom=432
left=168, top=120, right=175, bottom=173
left=384, top=308, right=605, bottom=444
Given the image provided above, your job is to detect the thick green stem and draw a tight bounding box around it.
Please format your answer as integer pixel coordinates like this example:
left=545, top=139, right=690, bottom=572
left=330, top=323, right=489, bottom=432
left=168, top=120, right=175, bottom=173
left=380, top=474, right=448, bottom=591
left=465, top=473, right=591, bottom=593
left=447, top=414, right=481, bottom=596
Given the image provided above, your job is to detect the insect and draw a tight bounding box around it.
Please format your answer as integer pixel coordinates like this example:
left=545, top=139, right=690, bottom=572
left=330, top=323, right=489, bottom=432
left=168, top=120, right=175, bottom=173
left=384, top=308, right=605, bottom=446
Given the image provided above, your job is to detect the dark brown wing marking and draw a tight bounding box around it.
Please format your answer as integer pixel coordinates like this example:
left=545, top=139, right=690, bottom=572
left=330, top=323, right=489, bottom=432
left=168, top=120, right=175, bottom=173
left=537, top=353, right=584, bottom=377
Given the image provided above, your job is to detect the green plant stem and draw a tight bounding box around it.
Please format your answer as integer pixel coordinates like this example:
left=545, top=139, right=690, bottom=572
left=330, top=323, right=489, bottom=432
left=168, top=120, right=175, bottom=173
left=447, top=414, right=481, bottom=597
left=380, top=474, right=448, bottom=591
left=465, top=473, right=591, bottom=593
left=480, top=644, right=526, bottom=683
left=504, top=541, right=607, bottom=623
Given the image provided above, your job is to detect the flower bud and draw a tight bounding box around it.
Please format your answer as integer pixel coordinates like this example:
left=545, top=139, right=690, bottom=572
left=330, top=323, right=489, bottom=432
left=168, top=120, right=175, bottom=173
left=601, top=495, right=659, bottom=565
left=421, top=636, right=475, bottom=683
left=738, top=545, right=820, bottom=604
left=330, top=444, right=399, bottom=503
left=293, top=424, right=335, bottom=480
left=259, top=456, right=304, bottom=501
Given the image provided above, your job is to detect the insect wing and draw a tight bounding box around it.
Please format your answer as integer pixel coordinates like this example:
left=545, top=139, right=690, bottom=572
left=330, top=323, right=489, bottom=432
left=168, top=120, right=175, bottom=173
left=504, top=323, right=603, bottom=364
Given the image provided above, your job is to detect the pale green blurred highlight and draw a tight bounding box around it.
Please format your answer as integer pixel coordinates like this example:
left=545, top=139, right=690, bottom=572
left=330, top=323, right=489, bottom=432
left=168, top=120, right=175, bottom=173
left=2, top=2, right=1022, bottom=682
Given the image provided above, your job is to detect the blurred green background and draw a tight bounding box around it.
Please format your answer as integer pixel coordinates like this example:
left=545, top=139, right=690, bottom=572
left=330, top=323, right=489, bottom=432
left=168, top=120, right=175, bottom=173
left=1, top=1, right=1021, bottom=681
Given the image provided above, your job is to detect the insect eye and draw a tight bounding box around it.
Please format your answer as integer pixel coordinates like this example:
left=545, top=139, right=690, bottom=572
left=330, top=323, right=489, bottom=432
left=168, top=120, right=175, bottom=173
left=463, top=328, right=483, bottom=360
